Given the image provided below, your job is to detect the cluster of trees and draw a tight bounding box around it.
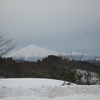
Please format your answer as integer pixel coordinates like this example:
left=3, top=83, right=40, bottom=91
left=0, top=55, right=100, bottom=85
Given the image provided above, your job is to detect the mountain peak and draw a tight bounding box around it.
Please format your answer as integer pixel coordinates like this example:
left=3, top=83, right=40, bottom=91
left=5, top=44, right=61, bottom=60
left=26, top=44, right=41, bottom=48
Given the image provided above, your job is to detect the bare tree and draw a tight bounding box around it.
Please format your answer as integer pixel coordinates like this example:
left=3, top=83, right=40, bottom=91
left=0, top=33, right=17, bottom=57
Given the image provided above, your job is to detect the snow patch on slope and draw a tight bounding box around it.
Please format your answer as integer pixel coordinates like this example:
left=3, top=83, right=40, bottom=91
left=4, top=44, right=66, bottom=61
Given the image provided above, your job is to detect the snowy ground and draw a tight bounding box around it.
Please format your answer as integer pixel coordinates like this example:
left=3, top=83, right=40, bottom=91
left=0, top=78, right=100, bottom=100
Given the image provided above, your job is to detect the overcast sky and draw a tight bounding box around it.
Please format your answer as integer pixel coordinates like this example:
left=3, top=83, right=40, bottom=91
left=0, top=0, right=100, bottom=56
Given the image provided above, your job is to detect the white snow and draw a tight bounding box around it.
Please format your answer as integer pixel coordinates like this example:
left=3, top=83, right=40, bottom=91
left=0, top=78, right=100, bottom=100
left=96, top=58, right=100, bottom=61
left=4, top=44, right=66, bottom=60
left=4, top=44, right=88, bottom=61
left=76, top=69, right=100, bottom=85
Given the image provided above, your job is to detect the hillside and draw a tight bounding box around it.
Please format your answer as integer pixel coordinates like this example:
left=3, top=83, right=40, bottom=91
left=0, top=55, right=100, bottom=85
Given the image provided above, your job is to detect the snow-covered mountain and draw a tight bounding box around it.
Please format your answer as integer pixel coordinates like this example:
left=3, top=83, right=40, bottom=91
left=5, top=44, right=99, bottom=61
left=5, top=44, right=66, bottom=61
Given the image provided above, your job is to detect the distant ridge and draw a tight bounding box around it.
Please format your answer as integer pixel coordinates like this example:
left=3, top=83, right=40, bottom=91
left=5, top=44, right=99, bottom=61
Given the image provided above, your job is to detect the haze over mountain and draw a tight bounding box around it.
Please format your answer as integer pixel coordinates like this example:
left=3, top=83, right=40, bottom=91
left=5, top=44, right=99, bottom=61
left=5, top=44, right=66, bottom=61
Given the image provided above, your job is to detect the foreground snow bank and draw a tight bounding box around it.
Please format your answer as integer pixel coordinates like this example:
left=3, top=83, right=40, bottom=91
left=0, top=78, right=64, bottom=87
left=0, top=78, right=100, bottom=100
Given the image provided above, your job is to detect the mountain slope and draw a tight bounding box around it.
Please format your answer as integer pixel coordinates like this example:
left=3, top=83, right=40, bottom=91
left=5, top=44, right=66, bottom=60
left=5, top=44, right=97, bottom=61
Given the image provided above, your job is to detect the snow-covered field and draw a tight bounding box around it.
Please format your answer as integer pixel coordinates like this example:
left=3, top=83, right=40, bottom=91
left=0, top=78, right=100, bottom=100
